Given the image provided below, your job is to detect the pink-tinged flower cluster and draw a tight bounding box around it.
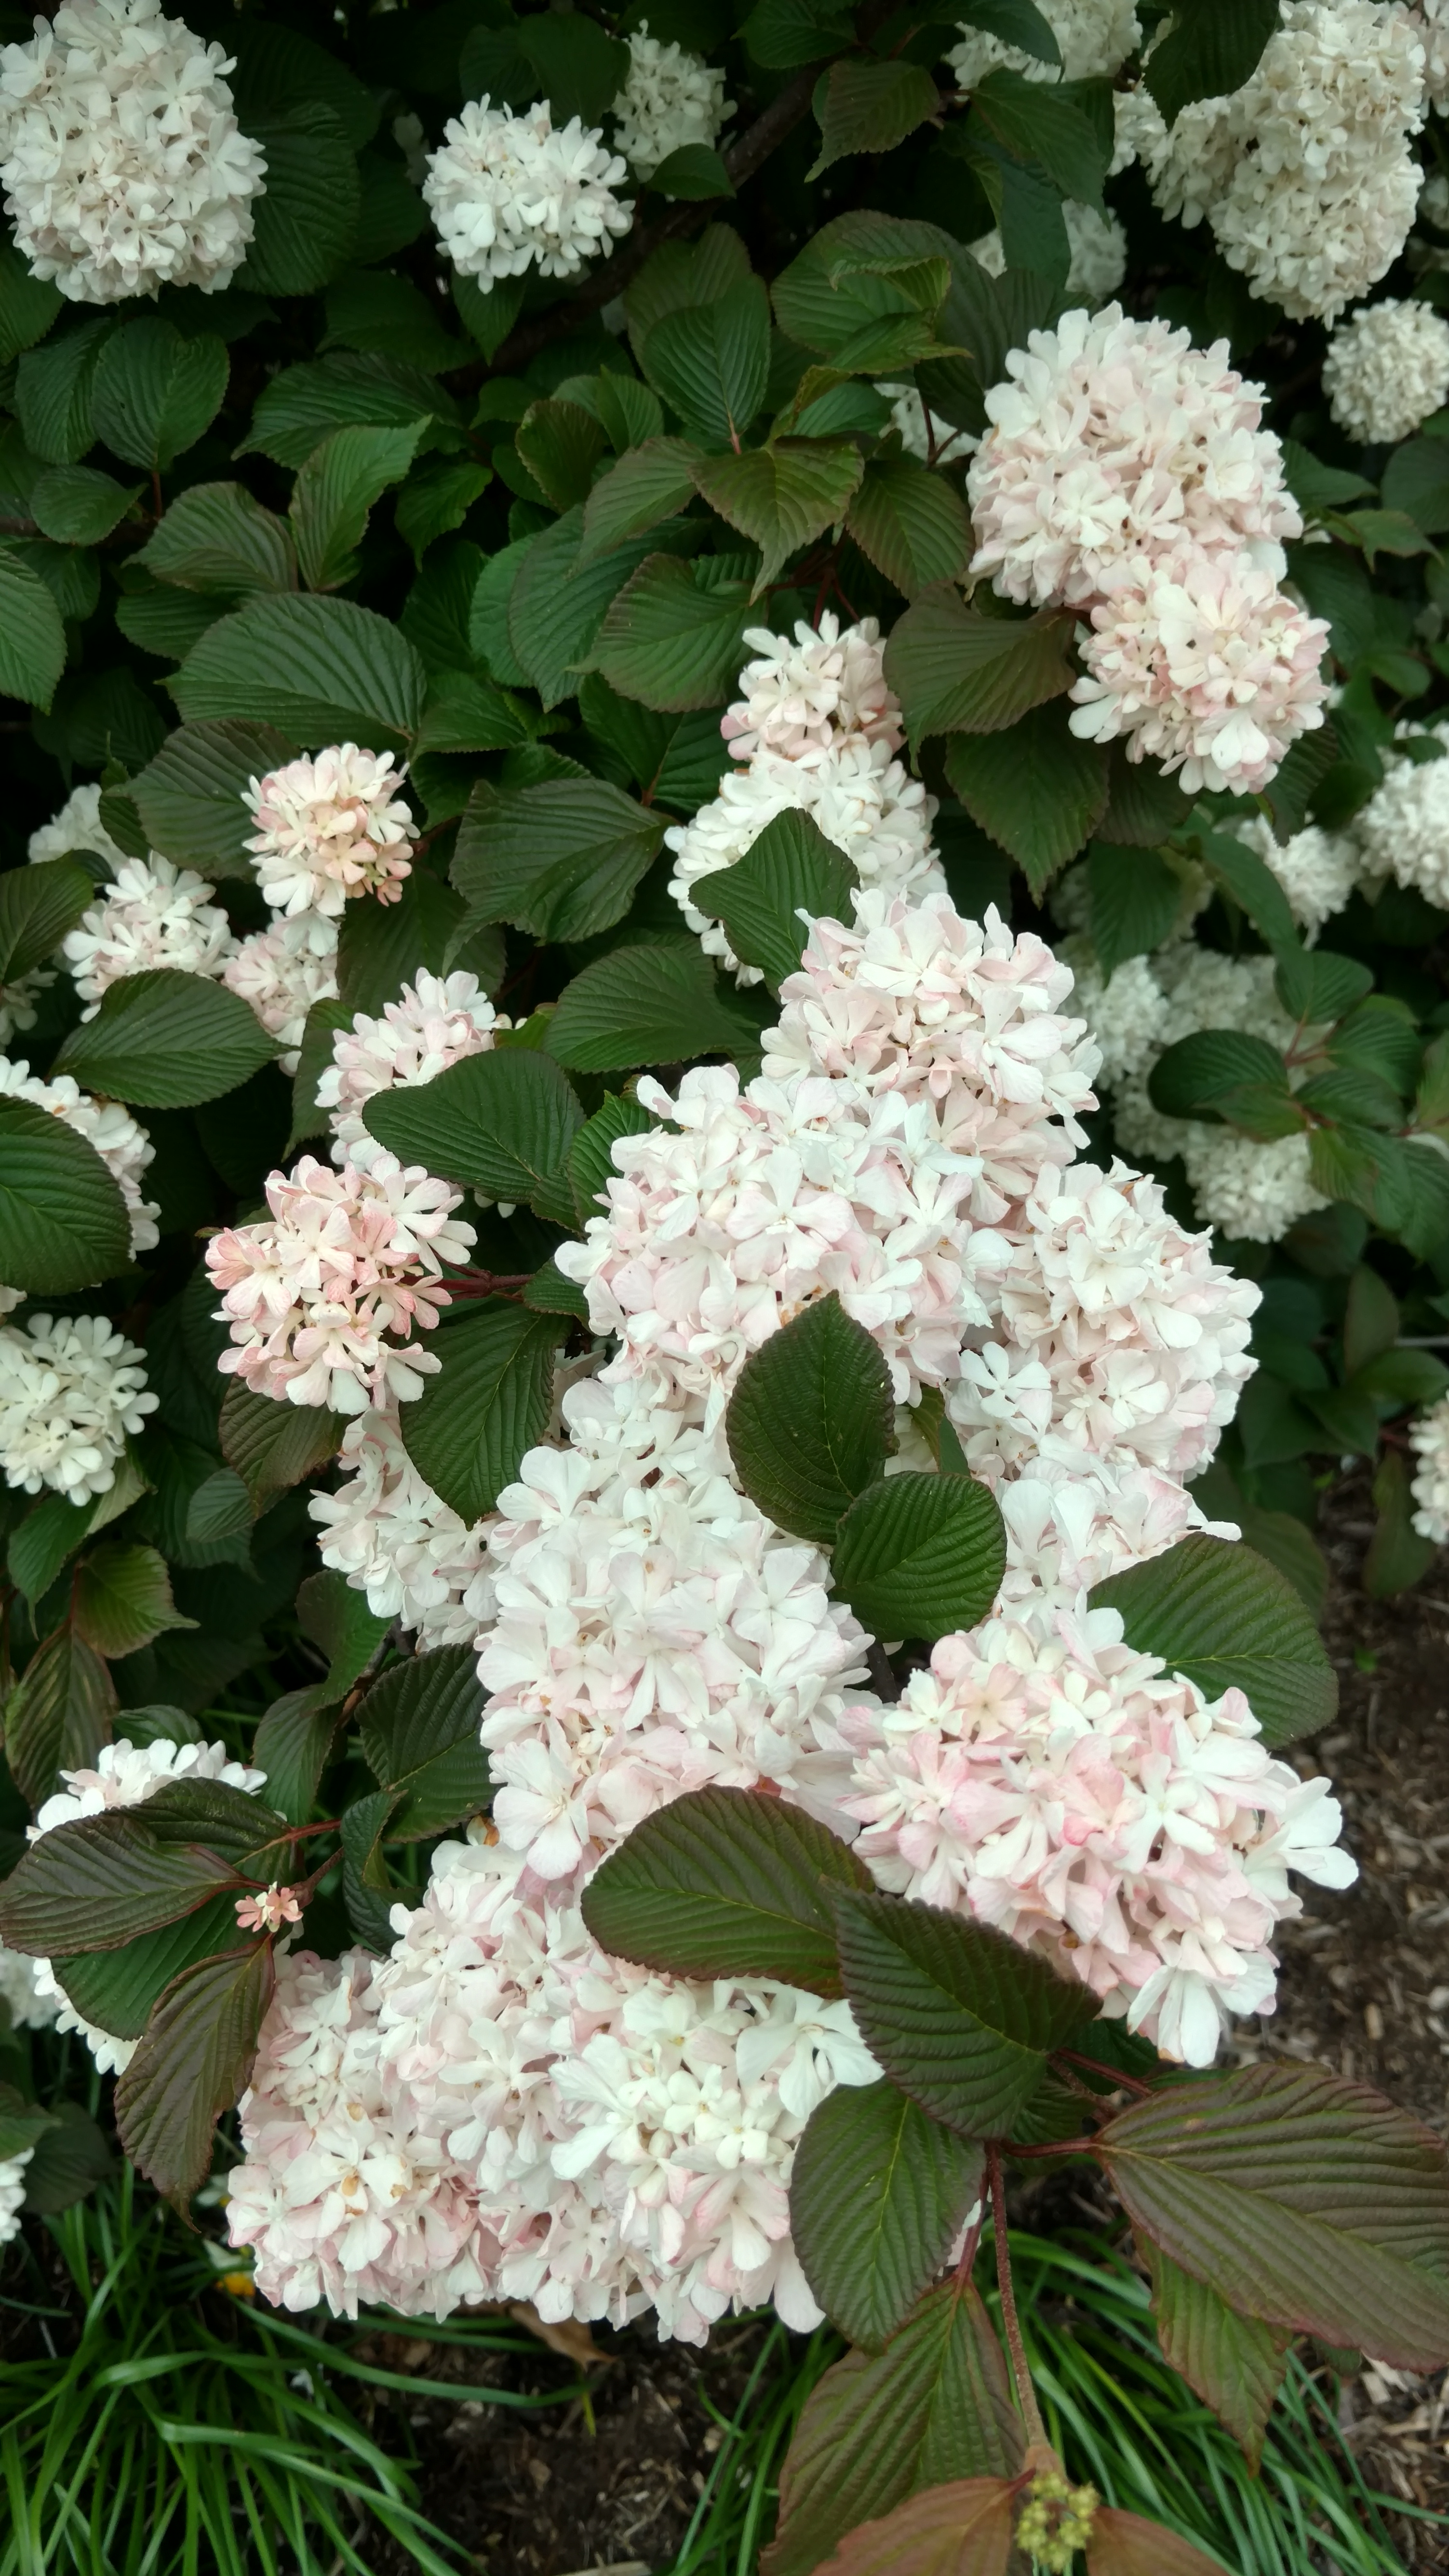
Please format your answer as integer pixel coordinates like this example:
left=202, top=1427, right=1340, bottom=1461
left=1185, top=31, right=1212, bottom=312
left=667, top=614, right=943, bottom=981
left=205, top=1154, right=474, bottom=1414
left=838, top=1598, right=1356, bottom=2067
left=222, top=917, right=340, bottom=1075
left=479, top=1377, right=870, bottom=1883
left=949, top=1158, right=1260, bottom=1483
left=243, top=747, right=418, bottom=921
left=1068, top=548, right=1331, bottom=796
left=317, top=970, right=507, bottom=1171
left=309, top=1403, right=496, bottom=1647
left=966, top=306, right=1328, bottom=794
left=62, top=855, right=234, bottom=1015
left=228, top=1832, right=877, bottom=2333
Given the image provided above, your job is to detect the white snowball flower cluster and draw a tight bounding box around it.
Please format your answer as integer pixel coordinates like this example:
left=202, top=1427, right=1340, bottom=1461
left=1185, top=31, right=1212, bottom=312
left=424, top=95, right=631, bottom=286
left=1355, top=720, right=1449, bottom=905
left=27, top=782, right=128, bottom=873
left=243, top=747, right=417, bottom=922
left=1410, top=0, right=1449, bottom=109
left=1226, top=812, right=1363, bottom=940
left=62, top=856, right=234, bottom=1017
left=26, top=1737, right=266, bottom=2073
left=0, top=2149, right=30, bottom=2248
left=310, top=1405, right=496, bottom=1650
left=1116, top=3, right=1427, bottom=324
left=611, top=27, right=730, bottom=180
left=967, top=306, right=1329, bottom=794
left=0, top=0, right=266, bottom=302
left=0, top=1942, right=58, bottom=2031
left=1057, top=946, right=1171, bottom=1085
left=0, top=1311, right=156, bottom=1503
left=947, top=0, right=1140, bottom=87
left=1323, top=296, right=1449, bottom=444
left=1409, top=1392, right=1449, bottom=1542
left=667, top=614, right=944, bottom=980
left=221, top=917, right=340, bottom=1078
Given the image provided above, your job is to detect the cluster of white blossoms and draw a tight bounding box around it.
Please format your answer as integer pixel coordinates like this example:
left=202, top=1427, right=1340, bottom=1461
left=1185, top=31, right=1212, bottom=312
left=315, top=969, right=507, bottom=1170
left=947, top=0, right=1140, bottom=87
left=667, top=614, right=944, bottom=979
left=611, top=27, right=730, bottom=180
left=0, top=0, right=265, bottom=302
left=1116, top=1, right=1427, bottom=325
left=0, top=2148, right=30, bottom=2250
left=1409, top=1391, right=1449, bottom=1542
left=0, top=1312, right=156, bottom=1504
left=966, top=306, right=1330, bottom=795
left=62, top=857, right=233, bottom=1017
left=1355, top=720, right=1449, bottom=907
left=228, top=619, right=1354, bottom=2330
left=1323, top=295, right=1449, bottom=444
left=424, top=95, right=631, bottom=287
left=21, top=1737, right=267, bottom=2073
left=0, top=1057, right=160, bottom=1255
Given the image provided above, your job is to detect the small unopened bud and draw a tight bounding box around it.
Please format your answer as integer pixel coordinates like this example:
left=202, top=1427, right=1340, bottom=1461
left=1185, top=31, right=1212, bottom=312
left=1015, top=2467, right=1099, bottom=2572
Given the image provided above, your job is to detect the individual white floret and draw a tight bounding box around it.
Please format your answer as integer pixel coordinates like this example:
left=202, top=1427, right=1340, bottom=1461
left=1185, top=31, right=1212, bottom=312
left=1355, top=720, right=1449, bottom=906
left=424, top=94, right=631, bottom=285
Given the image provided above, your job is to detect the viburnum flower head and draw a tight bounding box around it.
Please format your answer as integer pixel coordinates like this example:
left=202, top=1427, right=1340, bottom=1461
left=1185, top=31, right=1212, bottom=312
left=62, top=855, right=234, bottom=1016
left=0, top=1312, right=155, bottom=1503
left=1226, top=812, right=1361, bottom=939
left=424, top=94, right=631, bottom=285
left=310, top=1402, right=496, bottom=1649
left=611, top=27, right=730, bottom=180
left=243, top=747, right=418, bottom=922
left=206, top=1152, right=475, bottom=1414
left=222, top=916, right=340, bottom=1076
left=966, top=305, right=1303, bottom=610
left=0, top=1059, right=159, bottom=1255
left=721, top=614, right=903, bottom=764
left=1323, top=296, right=1449, bottom=444
left=27, top=780, right=129, bottom=873
left=318, top=970, right=507, bottom=1169
left=947, top=0, right=1141, bottom=87
left=839, top=1596, right=1356, bottom=2066
left=0, top=0, right=266, bottom=303
left=1355, top=719, right=1449, bottom=905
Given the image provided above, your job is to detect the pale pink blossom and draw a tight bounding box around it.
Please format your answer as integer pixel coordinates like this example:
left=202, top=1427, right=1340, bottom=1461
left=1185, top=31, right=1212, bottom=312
left=317, top=971, right=507, bottom=1170
left=237, top=1885, right=304, bottom=1933
left=243, top=748, right=417, bottom=920
left=721, top=614, right=903, bottom=764
left=222, top=916, right=339, bottom=1074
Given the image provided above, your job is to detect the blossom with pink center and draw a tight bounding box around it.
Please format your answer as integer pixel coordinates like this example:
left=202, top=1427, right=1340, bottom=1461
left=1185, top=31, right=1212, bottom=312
left=237, top=1885, right=304, bottom=1933
left=243, top=747, right=418, bottom=920
left=205, top=1153, right=474, bottom=1413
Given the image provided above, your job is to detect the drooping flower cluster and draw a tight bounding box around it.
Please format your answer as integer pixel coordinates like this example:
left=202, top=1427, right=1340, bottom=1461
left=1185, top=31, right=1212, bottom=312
left=611, top=28, right=730, bottom=180
left=1116, top=1, right=1428, bottom=323
left=0, top=2148, right=30, bottom=2250
left=62, top=856, right=234, bottom=1016
left=0, top=1311, right=156, bottom=1504
left=966, top=305, right=1329, bottom=793
left=1409, top=1392, right=1449, bottom=1541
left=206, top=1153, right=475, bottom=1414
left=27, top=1736, right=266, bottom=2073
left=424, top=95, right=631, bottom=286
left=947, top=0, right=1140, bottom=87
left=667, top=615, right=944, bottom=979
left=1323, top=295, right=1449, bottom=443
left=0, top=1057, right=160, bottom=1255
left=0, top=0, right=266, bottom=302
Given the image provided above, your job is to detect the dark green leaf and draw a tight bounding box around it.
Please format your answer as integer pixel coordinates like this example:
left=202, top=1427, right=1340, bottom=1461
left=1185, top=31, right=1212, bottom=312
left=584, top=551, right=755, bottom=711
left=1088, top=844, right=1184, bottom=978
left=846, top=460, right=974, bottom=599
left=173, top=594, right=426, bottom=754
left=581, top=1785, right=872, bottom=1994
left=946, top=705, right=1109, bottom=892
left=130, top=719, right=295, bottom=876
left=0, top=1097, right=130, bottom=1295
left=20, top=2102, right=115, bottom=2215
left=0, top=858, right=93, bottom=984
left=241, top=105, right=361, bottom=297
left=726, top=1293, right=896, bottom=1545
left=30, top=463, right=141, bottom=545
left=647, top=143, right=735, bottom=200
left=1363, top=1447, right=1438, bottom=1600
left=91, top=320, right=228, bottom=470
left=291, top=421, right=424, bottom=591
left=642, top=276, right=770, bottom=444
left=252, top=1688, right=343, bottom=1829
left=884, top=590, right=1074, bottom=749
left=399, top=1300, right=565, bottom=1525
left=0, top=545, right=66, bottom=712
left=701, top=808, right=858, bottom=988
left=832, top=1471, right=1006, bottom=1643
left=691, top=439, right=862, bottom=597
left=115, top=1941, right=275, bottom=2206
left=791, top=2080, right=985, bottom=2351
left=547, top=939, right=765, bottom=1072
left=0, top=1812, right=242, bottom=1956
left=1089, top=1534, right=1337, bottom=1748
left=579, top=438, right=703, bottom=564
left=52, top=968, right=280, bottom=1107
left=1144, top=2241, right=1290, bottom=2469
left=569, top=1091, right=657, bottom=1220
left=73, top=1544, right=195, bottom=1658
left=362, top=1046, right=584, bottom=1227
left=1149, top=1031, right=1289, bottom=1120
left=296, top=1567, right=391, bottom=1697
left=1144, top=0, right=1278, bottom=126
left=355, top=1643, right=491, bottom=1837
left=516, top=398, right=609, bottom=512
left=452, top=776, right=662, bottom=944
left=808, top=59, right=942, bottom=180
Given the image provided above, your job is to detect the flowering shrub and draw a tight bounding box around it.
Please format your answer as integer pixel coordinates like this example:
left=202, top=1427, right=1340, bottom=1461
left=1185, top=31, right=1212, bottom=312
left=2, top=0, right=1449, bottom=2568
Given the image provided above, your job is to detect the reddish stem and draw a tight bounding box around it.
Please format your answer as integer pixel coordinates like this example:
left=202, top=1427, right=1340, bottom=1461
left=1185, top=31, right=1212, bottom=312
left=988, top=2143, right=1048, bottom=2450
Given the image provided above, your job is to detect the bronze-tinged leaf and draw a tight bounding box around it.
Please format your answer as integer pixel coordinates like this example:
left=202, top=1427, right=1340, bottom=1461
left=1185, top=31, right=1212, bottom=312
left=812, top=2478, right=1020, bottom=2576
left=115, top=1942, right=275, bottom=2206
left=4, top=1623, right=116, bottom=1806
left=1143, top=2243, right=1289, bottom=2469
left=1087, top=2506, right=1232, bottom=2576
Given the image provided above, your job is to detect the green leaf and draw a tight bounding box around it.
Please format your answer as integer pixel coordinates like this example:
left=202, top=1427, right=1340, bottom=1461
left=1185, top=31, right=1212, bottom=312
left=29, top=463, right=141, bottom=545
left=362, top=1047, right=584, bottom=1227
left=832, top=1472, right=1006, bottom=1643
left=584, top=551, right=755, bottom=711
left=884, top=591, right=1075, bottom=749
left=0, top=545, right=66, bottom=712
left=8, top=1492, right=97, bottom=1607
left=73, top=1544, right=195, bottom=1659
left=322, top=268, right=465, bottom=374
left=946, top=706, right=1109, bottom=892
left=228, top=19, right=378, bottom=150
left=1276, top=948, right=1373, bottom=1031
left=808, top=59, right=942, bottom=180
left=832, top=1892, right=1093, bottom=2137
left=516, top=398, right=609, bottom=513
left=21, top=2102, right=115, bottom=2216
left=114, top=1941, right=275, bottom=2207
left=692, top=439, right=863, bottom=598
left=956, top=0, right=1061, bottom=63
left=0, top=857, right=93, bottom=984
left=781, top=2479, right=1020, bottom=2576
left=1149, top=1031, right=1289, bottom=1121
left=399, top=1301, right=565, bottom=1525
left=761, top=2283, right=1022, bottom=2576
left=0, top=1096, right=130, bottom=1296
left=52, top=968, right=280, bottom=1108
left=1097, top=2062, right=1449, bottom=2373
left=845, top=460, right=974, bottom=600
left=1382, top=435, right=1449, bottom=536
left=647, top=143, right=735, bottom=200
left=355, top=1644, right=492, bottom=1838
left=1144, top=2243, right=1289, bottom=2470
left=1363, top=1446, right=1438, bottom=1600
left=791, top=2080, right=985, bottom=2352
left=91, top=321, right=228, bottom=471
left=241, top=104, right=361, bottom=297
left=742, top=0, right=854, bottom=69
left=296, top=1568, right=391, bottom=1697
left=395, top=456, right=493, bottom=562
left=1098, top=744, right=1194, bottom=848
left=1144, top=0, right=1278, bottom=126
left=1088, top=844, right=1184, bottom=979
left=580, top=1785, right=873, bottom=1995
left=130, top=719, right=295, bottom=876
left=0, top=230, right=62, bottom=365
left=252, top=1688, right=343, bottom=1829
left=579, top=438, right=703, bottom=565
left=452, top=776, right=663, bottom=944
left=969, top=68, right=1110, bottom=209
left=569, top=1091, right=656, bottom=1220
left=15, top=316, right=113, bottom=465
left=515, top=10, right=629, bottom=123
left=547, top=939, right=765, bottom=1072
left=291, top=420, right=425, bottom=591
left=509, top=508, right=689, bottom=711
left=335, top=865, right=474, bottom=1014
left=173, top=594, right=426, bottom=753
left=642, top=276, right=771, bottom=444
left=725, top=1293, right=896, bottom=1546
left=1089, top=1534, right=1337, bottom=1749
left=701, top=809, right=859, bottom=988
left=3, top=1623, right=117, bottom=1807
left=1193, top=825, right=1301, bottom=962
left=0, top=1812, right=243, bottom=1957
left=116, top=584, right=226, bottom=665
left=138, top=482, right=296, bottom=596
left=240, top=352, right=448, bottom=471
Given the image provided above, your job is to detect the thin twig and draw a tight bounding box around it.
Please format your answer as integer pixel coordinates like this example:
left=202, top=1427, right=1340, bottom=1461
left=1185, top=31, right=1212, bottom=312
left=988, top=2143, right=1048, bottom=2452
